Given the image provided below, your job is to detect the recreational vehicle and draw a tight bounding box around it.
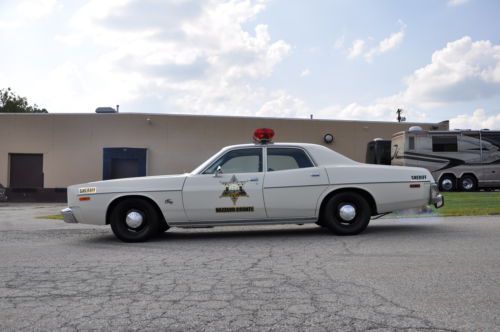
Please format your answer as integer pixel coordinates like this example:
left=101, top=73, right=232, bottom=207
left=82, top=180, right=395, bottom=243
left=390, top=127, right=500, bottom=191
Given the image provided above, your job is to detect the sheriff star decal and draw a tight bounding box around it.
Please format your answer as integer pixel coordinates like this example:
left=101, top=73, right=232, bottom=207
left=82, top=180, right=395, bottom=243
left=220, top=175, right=249, bottom=205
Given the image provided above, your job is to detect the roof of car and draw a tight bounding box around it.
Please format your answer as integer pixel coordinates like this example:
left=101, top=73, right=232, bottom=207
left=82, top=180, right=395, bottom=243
left=220, top=142, right=321, bottom=149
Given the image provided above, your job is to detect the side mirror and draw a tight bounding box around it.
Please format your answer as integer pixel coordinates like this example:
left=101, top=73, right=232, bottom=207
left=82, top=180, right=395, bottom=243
left=214, top=165, right=223, bottom=177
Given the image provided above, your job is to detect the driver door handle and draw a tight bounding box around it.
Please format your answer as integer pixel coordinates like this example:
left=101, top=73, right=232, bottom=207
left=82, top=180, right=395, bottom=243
left=249, top=178, right=259, bottom=182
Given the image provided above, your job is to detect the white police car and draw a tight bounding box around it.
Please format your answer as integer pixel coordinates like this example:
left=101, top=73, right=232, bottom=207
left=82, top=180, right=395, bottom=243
left=62, top=128, right=443, bottom=242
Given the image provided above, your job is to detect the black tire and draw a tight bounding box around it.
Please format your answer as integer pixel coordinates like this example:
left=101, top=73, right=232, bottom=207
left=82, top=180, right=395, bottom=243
left=159, top=223, right=170, bottom=233
left=315, top=220, right=326, bottom=227
left=322, top=192, right=371, bottom=236
left=439, top=175, right=456, bottom=192
left=459, top=175, right=477, bottom=192
left=110, top=198, right=161, bottom=242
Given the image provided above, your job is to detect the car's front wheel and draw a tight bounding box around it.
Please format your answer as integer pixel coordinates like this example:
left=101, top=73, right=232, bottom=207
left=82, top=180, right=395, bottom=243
left=322, top=192, right=371, bottom=235
left=110, top=198, right=161, bottom=242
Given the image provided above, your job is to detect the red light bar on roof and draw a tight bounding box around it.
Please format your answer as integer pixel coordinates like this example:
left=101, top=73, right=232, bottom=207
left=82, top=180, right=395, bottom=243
left=253, top=128, right=275, bottom=144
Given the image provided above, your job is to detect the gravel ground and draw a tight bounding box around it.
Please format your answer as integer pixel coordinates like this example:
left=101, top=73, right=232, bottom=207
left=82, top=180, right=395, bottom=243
left=0, top=203, right=499, bottom=331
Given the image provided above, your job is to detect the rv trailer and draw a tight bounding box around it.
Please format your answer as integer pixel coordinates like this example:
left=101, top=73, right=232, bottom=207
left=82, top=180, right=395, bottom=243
left=391, top=127, right=500, bottom=192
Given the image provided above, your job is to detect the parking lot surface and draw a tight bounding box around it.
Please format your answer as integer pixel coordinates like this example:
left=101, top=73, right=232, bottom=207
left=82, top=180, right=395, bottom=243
left=0, top=204, right=499, bottom=331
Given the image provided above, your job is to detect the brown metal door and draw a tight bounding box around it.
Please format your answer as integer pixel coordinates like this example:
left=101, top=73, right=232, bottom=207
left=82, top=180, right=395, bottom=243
left=9, top=154, right=44, bottom=188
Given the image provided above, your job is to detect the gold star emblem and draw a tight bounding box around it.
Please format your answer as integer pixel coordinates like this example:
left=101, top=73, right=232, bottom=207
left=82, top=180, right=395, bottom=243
left=220, top=175, right=249, bottom=205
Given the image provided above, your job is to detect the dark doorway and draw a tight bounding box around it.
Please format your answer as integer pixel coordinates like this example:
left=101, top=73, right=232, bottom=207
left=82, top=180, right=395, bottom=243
left=103, top=148, right=147, bottom=180
left=9, top=153, right=44, bottom=188
left=110, top=158, right=140, bottom=179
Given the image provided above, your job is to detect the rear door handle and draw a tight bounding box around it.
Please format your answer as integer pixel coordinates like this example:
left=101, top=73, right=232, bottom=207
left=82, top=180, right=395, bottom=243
left=310, top=173, right=320, bottom=177
left=249, top=178, right=259, bottom=182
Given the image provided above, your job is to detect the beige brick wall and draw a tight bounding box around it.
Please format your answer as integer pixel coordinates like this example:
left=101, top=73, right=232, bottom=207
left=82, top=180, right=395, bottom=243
left=0, top=113, right=448, bottom=187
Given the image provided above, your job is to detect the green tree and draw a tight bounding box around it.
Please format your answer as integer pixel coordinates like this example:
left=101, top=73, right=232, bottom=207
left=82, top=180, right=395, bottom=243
left=0, top=88, right=48, bottom=113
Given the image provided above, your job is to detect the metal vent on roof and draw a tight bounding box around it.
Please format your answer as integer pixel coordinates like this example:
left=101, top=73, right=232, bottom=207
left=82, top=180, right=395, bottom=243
left=408, top=126, right=423, bottom=132
left=95, top=107, right=117, bottom=114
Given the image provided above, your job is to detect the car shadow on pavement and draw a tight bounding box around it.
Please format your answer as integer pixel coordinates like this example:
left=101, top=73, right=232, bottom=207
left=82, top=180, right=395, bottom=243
left=364, top=223, right=447, bottom=235
left=78, top=222, right=447, bottom=245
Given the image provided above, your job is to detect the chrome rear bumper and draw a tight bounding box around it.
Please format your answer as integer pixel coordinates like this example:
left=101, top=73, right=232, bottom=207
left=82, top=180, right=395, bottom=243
left=61, top=207, right=78, bottom=223
left=432, top=194, right=444, bottom=209
left=430, top=183, right=444, bottom=209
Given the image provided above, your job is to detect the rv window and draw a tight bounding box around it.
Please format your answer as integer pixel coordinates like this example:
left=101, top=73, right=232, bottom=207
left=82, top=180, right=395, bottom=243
left=481, top=132, right=500, bottom=150
left=408, top=137, right=415, bottom=150
left=432, top=136, right=457, bottom=152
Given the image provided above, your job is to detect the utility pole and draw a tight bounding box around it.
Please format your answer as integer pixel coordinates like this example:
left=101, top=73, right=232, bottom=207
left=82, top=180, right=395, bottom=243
left=396, top=108, right=406, bottom=122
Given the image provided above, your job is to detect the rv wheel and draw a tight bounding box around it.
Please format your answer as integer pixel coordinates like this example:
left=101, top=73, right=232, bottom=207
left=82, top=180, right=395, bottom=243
left=459, top=175, right=477, bottom=192
left=439, top=175, right=456, bottom=192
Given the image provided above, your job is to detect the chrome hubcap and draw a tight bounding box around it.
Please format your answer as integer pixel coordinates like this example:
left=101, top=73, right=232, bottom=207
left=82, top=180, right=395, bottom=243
left=462, top=178, right=473, bottom=190
left=339, top=204, right=356, bottom=222
left=125, top=211, right=144, bottom=229
left=441, top=179, right=453, bottom=191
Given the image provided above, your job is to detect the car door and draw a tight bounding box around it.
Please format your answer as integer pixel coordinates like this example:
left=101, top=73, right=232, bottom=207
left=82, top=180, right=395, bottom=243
left=263, top=147, right=329, bottom=219
left=182, top=147, right=266, bottom=221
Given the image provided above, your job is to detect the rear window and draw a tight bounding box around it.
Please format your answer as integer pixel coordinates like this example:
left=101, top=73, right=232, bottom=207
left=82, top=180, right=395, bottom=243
left=267, top=148, right=314, bottom=171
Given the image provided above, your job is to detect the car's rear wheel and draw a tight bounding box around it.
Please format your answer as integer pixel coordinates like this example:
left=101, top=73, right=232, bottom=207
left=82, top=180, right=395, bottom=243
left=110, top=198, right=160, bottom=242
left=322, top=192, right=371, bottom=235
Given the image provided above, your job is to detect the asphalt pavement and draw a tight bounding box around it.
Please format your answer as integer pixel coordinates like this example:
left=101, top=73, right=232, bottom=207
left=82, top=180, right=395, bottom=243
left=0, top=203, right=499, bottom=331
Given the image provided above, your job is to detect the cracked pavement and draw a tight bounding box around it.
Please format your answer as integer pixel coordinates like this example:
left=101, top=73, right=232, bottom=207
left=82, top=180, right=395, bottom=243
left=0, top=204, right=499, bottom=331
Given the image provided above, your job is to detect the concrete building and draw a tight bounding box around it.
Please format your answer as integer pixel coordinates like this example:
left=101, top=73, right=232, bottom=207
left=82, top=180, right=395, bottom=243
left=0, top=113, right=448, bottom=201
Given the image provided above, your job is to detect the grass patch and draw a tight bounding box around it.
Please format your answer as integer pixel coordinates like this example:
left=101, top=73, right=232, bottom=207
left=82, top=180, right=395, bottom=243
left=433, top=192, right=500, bottom=217
left=37, top=214, right=64, bottom=220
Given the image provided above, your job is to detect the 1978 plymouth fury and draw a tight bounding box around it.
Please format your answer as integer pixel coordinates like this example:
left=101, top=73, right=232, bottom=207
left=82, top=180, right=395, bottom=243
left=62, top=128, right=444, bottom=242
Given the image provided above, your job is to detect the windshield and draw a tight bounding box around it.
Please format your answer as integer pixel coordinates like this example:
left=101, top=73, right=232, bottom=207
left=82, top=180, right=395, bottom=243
left=190, top=148, right=225, bottom=174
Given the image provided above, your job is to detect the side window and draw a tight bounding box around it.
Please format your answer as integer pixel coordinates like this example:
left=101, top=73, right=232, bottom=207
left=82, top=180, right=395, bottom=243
left=203, top=148, right=262, bottom=174
left=432, top=136, right=458, bottom=152
left=267, top=148, right=314, bottom=172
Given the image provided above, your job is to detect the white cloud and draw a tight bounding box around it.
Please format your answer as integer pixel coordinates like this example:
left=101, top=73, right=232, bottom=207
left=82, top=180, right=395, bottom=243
left=300, top=69, right=311, bottom=77
left=316, top=96, right=427, bottom=123
left=17, top=0, right=59, bottom=19
left=448, top=0, right=470, bottom=7
left=0, top=0, right=59, bottom=29
left=450, top=109, right=500, bottom=129
left=379, top=29, right=405, bottom=53
left=347, top=39, right=365, bottom=59
left=257, top=90, right=309, bottom=118
left=345, top=22, right=406, bottom=62
left=402, top=36, right=500, bottom=108
left=318, top=36, right=500, bottom=125
left=334, top=35, right=345, bottom=49
left=34, top=0, right=294, bottom=115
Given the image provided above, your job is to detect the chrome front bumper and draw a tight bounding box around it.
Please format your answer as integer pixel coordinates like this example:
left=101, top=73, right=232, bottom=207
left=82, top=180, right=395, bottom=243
left=61, top=207, right=78, bottom=223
